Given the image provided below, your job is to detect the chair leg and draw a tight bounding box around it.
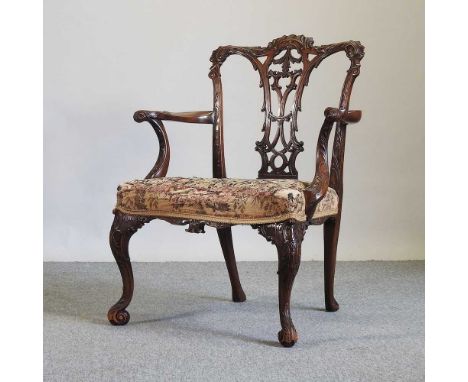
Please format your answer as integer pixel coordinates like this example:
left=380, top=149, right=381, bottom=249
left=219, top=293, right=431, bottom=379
left=257, top=222, right=307, bottom=347
left=108, top=212, right=151, bottom=325
left=324, top=216, right=341, bottom=312
left=217, top=227, right=246, bottom=302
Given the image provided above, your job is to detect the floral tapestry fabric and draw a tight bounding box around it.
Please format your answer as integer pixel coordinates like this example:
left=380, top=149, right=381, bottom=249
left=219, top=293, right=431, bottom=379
left=115, top=177, right=339, bottom=224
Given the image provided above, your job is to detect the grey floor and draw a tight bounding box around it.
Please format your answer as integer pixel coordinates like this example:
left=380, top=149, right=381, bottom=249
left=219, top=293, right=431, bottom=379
left=44, top=261, right=424, bottom=382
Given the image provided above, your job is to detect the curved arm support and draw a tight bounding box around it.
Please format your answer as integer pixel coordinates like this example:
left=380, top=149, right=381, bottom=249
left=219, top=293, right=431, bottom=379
left=133, top=110, right=171, bottom=179
left=303, top=112, right=334, bottom=219
left=303, top=105, right=362, bottom=219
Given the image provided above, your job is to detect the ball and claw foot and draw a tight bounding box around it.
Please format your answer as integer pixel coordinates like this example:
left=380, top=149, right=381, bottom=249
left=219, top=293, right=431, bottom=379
left=326, top=297, right=340, bottom=312
left=278, top=328, right=298, bottom=347
left=108, top=309, right=130, bottom=326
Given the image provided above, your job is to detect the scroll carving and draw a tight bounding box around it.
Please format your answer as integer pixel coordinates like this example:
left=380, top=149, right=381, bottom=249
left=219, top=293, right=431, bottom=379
left=133, top=111, right=171, bottom=179
left=108, top=212, right=153, bottom=325
left=208, top=35, right=364, bottom=182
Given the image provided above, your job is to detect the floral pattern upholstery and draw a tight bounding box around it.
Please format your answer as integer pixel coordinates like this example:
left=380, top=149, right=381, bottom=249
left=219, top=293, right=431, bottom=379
left=115, top=177, right=339, bottom=224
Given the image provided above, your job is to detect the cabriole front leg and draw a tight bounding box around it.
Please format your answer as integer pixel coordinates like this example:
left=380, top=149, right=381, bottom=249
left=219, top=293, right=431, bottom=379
left=256, top=222, right=307, bottom=347
left=108, top=211, right=152, bottom=325
left=277, top=239, right=302, bottom=347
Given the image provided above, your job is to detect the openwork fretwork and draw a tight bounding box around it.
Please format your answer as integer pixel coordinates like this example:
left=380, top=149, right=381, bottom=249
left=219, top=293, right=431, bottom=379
left=209, top=34, right=364, bottom=179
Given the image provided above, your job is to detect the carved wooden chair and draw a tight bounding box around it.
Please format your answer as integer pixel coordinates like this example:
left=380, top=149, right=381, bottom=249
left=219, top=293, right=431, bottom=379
left=108, top=35, right=364, bottom=347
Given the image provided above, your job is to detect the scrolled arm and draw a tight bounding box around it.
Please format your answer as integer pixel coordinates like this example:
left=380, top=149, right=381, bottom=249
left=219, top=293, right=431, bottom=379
left=132, top=110, right=170, bottom=179
left=132, top=109, right=213, bottom=179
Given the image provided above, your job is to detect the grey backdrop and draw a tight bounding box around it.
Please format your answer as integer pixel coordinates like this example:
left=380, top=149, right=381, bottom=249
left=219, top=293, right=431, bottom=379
left=44, top=0, right=424, bottom=261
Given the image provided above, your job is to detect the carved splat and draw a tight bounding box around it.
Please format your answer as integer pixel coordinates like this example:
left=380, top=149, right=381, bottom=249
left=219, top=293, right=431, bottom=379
left=209, top=34, right=364, bottom=180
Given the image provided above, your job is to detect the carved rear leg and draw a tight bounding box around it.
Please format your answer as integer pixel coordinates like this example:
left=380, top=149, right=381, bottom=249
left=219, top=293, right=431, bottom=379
left=108, top=211, right=151, bottom=325
left=257, top=222, right=307, bottom=347
left=324, top=216, right=340, bottom=312
left=217, top=227, right=246, bottom=302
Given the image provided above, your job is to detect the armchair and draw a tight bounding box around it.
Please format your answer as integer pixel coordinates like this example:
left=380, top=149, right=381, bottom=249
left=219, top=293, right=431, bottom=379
left=108, top=35, right=365, bottom=347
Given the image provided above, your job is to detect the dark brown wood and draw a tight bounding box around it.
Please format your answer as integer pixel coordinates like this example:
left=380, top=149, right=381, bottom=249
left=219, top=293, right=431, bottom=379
left=132, top=110, right=212, bottom=178
left=324, top=107, right=362, bottom=124
left=323, top=121, right=348, bottom=312
left=133, top=111, right=171, bottom=178
left=217, top=227, right=246, bottom=302
left=135, top=110, right=213, bottom=124
left=109, top=35, right=365, bottom=347
left=303, top=111, right=335, bottom=219
left=324, top=216, right=340, bottom=312
left=256, top=222, right=308, bottom=347
left=209, top=35, right=364, bottom=185
left=108, top=211, right=153, bottom=325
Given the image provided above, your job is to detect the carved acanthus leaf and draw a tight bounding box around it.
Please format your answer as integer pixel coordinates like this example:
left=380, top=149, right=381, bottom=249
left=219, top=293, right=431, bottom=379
left=254, top=222, right=308, bottom=250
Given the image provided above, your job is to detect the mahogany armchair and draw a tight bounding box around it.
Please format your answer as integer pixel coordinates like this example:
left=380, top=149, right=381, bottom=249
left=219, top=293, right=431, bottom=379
left=108, top=35, right=365, bottom=347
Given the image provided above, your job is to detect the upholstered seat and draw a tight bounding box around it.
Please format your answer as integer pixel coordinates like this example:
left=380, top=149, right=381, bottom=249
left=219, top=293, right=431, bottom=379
left=115, top=177, right=339, bottom=224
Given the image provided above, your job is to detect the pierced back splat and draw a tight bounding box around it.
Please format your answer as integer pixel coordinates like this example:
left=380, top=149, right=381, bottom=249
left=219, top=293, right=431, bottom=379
left=208, top=35, right=364, bottom=180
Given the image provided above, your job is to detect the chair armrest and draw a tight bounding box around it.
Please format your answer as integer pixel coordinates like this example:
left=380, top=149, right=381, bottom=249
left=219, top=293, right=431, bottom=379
left=131, top=109, right=213, bottom=179
left=324, top=107, right=362, bottom=124
left=134, top=110, right=213, bottom=124
left=303, top=106, right=362, bottom=219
